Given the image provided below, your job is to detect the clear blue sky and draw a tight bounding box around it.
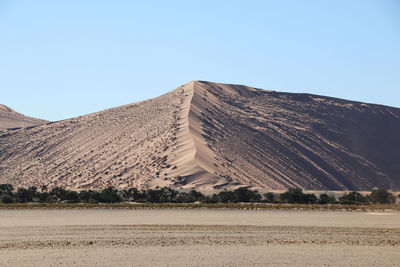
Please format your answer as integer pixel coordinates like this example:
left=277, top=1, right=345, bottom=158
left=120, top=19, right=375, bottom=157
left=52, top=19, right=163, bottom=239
left=1, top=0, right=399, bottom=121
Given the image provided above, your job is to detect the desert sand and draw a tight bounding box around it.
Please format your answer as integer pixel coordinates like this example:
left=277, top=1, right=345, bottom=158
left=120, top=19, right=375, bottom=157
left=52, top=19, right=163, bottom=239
left=0, top=104, right=46, bottom=130
left=1, top=81, right=400, bottom=190
left=0, top=209, right=399, bottom=266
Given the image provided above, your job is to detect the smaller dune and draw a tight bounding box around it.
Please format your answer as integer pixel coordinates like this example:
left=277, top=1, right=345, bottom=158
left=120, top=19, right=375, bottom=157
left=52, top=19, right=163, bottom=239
left=0, top=104, right=47, bottom=130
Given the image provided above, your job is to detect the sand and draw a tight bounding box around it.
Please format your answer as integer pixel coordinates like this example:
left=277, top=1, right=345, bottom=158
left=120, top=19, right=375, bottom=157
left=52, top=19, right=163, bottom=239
left=0, top=209, right=399, bottom=266
left=1, top=81, right=400, bottom=190
left=0, top=104, right=46, bottom=130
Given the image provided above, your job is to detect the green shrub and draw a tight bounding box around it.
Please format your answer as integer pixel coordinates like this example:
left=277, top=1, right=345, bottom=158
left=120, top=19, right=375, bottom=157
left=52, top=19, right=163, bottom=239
left=99, top=187, right=122, bottom=203
left=370, top=189, right=395, bottom=204
left=234, top=187, right=262, bottom=202
left=318, top=193, right=336, bottom=204
left=1, top=195, right=14, bottom=203
left=0, top=184, right=14, bottom=195
left=264, top=192, right=275, bottom=203
left=217, top=191, right=238, bottom=203
left=16, top=188, right=31, bottom=203
left=339, top=191, right=368, bottom=204
left=280, top=188, right=317, bottom=204
left=64, top=191, right=80, bottom=203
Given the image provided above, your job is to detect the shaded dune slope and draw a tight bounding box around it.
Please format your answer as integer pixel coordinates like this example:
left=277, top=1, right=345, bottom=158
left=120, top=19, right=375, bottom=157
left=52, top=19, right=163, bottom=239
left=190, top=81, right=400, bottom=190
left=1, top=81, right=399, bottom=190
left=0, top=104, right=47, bottom=130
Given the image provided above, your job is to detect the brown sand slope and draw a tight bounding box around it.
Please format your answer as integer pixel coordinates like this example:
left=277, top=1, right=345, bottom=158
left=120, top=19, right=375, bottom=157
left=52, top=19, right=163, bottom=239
left=1, top=81, right=400, bottom=190
left=0, top=104, right=47, bottom=130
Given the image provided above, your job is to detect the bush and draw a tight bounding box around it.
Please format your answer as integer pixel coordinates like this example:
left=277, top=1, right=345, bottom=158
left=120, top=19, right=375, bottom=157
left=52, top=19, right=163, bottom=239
left=204, top=194, right=218, bottom=203
left=1, top=195, right=14, bottom=203
left=370, top=189, right=395, bottom=204
left=176, top=192, right=196, bottom=203
left=234, top=187, right=262, bottom=203
left=217, top=191, right=238, bottom=203
left=303, top=193, right=318, bottom=204
left=64, top=191, right=80, bottom=203
left=188, top=190, right=205, bottom=201
left=144, top=188, right=179, bottom=203
left=50, top=187, right=67, bottom=201
left=0, top=184, right=14, bottom=195
left=264, top=192, right=275, bottom=203
left=280, top=188, right=317, bottom=204
left=2, top=184, right=397, bottom=206
left=318, top=193, right=336, bottom=204
left=280, top=188, right=303, bottom=203
left=339, top=191, right=368, bottom=204
left=16, top=188, right=31, bottom=203
left=99, top=187, right=122, bottom=203
left=79, top=190, right=100, bottom=203
left=38, top=192, right=52, bottom=203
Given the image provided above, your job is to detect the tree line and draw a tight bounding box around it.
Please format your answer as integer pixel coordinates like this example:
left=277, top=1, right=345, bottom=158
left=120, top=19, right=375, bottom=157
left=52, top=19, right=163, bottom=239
left=0, top=184, right=398, bottom=205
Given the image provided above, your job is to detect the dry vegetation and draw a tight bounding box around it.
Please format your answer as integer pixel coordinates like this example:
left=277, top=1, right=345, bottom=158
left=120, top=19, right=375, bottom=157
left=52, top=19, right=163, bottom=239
left=1, top=202, right=399, bottom=211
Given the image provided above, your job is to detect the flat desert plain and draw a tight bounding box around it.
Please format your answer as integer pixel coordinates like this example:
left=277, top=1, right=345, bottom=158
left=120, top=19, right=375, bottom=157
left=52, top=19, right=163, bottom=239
left=0, top=209, right=400, bottom=266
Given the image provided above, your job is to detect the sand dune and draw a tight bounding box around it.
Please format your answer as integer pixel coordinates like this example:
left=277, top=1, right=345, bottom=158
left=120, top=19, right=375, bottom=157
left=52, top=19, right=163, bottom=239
left=1, top=81, right=400, bottom=190
left=0, top=104, right=46, bottom=130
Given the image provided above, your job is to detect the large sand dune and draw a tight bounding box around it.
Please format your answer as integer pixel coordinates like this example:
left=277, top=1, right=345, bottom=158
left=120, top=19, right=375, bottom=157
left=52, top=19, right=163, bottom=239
left=1, top=81, right=400, bottom=190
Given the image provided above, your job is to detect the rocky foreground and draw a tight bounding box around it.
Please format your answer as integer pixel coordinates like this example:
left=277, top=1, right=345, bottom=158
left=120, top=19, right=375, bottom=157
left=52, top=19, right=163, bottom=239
left=0, top=209, right=399, bottom=266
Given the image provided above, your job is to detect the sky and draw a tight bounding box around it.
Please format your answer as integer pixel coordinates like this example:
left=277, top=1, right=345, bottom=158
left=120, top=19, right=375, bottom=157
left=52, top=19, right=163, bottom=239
left=1, top=0, right=399, bottom=121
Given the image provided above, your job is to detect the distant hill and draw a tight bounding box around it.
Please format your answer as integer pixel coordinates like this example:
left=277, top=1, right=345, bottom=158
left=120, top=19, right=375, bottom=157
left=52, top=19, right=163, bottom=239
left=1, top=81, right=399, bottom=190
left=0, top=104, right=47, bottom=130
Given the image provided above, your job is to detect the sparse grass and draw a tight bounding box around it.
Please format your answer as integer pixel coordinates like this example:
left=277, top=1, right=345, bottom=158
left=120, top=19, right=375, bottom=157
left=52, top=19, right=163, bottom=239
left=0, top=202, right=398, bottom=211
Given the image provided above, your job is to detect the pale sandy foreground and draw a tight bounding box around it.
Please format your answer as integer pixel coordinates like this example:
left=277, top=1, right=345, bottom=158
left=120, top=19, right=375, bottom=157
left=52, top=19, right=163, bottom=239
left=1, top=209, right=400, bottom=266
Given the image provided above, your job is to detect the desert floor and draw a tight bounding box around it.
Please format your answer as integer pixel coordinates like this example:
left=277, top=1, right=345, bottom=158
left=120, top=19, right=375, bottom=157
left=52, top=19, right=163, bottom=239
left=0, top=209, right=399, bottom=266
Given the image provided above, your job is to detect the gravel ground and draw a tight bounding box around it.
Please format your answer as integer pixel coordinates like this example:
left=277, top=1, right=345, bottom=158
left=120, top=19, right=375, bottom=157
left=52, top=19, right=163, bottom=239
left=0, top=209, right=399, bottom=266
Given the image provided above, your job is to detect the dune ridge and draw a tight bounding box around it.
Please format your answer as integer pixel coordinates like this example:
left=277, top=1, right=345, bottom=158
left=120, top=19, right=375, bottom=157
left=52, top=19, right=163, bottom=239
left=0, top=104, right=47, bottom=130
left=1, top=81, right=400, bottom=190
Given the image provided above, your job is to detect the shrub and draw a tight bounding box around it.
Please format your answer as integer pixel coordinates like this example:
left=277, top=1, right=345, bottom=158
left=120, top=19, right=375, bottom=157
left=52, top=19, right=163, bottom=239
left=280, top=188, right=317, bottom=204
left=50, top=187, right=67, bottom=201
left=370, top=189, right=395, bottom=204
left=264, top=192, right=275, bottom=203
left=144, top=187, right=179, bottom=203
left=0, top=184, right=14, bottom=195
left=318, top=193, right=336, bottom=204
left=217, top=191, right=238, bottom=203
left=303, top=193, right=318, bottom=204
left=1, top=195, right=14, bottom=203
left=234, top=187, right=262, bottom=203
left=27, top=186, right=41, bottom=202
left=176, top=192, right=195, bottom=203
left=16, top=188, right=31, bottom=203
left=99, top=187, right=122, bottom=203
left=339, top=191, right=368, bottom=204
left=38, top=192, right=52, bottom=203
left=280, top=188, right=302, bottom=203
left=204, top=194, right=218, bottom=203
left=64, top=191, right=80, bottom=203
left=188, top=190, right=205, bottom=201
left=79, top=190, right=100, bottom=203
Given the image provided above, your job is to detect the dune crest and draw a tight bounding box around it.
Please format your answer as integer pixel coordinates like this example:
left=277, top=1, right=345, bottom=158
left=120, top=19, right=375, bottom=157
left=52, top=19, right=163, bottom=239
left=0, top=104, right=47, bottom=130
left=1, top=81, right=400, bottom=190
